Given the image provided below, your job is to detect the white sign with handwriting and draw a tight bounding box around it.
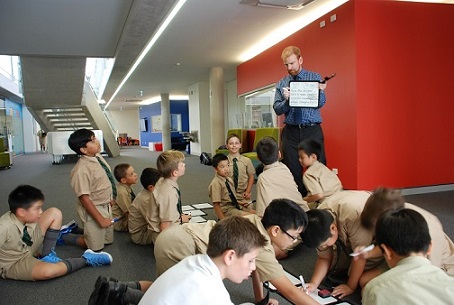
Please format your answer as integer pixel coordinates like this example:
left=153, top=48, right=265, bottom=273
left=289, top=81, right=320, bottom=108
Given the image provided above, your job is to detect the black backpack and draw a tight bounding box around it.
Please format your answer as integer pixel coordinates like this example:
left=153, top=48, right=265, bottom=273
left=199, top=152, right=212, bottom=166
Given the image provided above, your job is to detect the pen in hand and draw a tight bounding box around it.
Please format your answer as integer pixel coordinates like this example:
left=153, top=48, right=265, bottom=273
left=299, top=275, right=308, bottom=294
left=349, top=244, right=375, bottom=257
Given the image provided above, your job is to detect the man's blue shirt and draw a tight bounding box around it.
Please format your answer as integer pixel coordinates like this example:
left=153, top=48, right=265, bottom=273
left=273, top=68, right=326, bottom=125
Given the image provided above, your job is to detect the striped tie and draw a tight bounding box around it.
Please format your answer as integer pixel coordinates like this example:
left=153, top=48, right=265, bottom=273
left=233, top=158, right=239, bottom=190
left=22, top=226, right=33, bottom=246
left=96, top=156, right=117, bottom=199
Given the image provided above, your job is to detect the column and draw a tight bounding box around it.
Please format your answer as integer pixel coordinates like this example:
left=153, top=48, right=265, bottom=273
left=161, top=93, right=171, bottom=151
left=209, top=67, right=225, bottom=154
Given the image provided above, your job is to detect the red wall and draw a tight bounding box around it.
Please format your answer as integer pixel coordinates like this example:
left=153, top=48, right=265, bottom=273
left=237, top=0, right=454, bottom=190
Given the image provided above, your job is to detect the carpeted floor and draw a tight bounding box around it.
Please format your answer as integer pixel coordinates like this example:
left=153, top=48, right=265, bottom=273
left=0, top=147, right=453, bottom=305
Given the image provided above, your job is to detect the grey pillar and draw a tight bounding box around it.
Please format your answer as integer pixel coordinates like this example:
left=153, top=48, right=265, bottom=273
left=209, top=67, right=225, bottom=155
left=161, top=93, right=171, bottom=151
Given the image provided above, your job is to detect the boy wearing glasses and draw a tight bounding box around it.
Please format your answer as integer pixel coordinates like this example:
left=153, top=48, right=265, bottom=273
left=301, top=190, right=386, bottom=299
left=153, top=198, right=319, bottom=305
left=68, top=129, right=115, bottom=251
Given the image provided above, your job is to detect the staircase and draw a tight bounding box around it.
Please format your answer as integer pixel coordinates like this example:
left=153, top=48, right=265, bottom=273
left=21, top=56, right=120, bottom=157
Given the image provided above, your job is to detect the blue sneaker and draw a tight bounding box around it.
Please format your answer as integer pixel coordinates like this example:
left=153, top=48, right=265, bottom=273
left=57, top=220, right=78, bottom=245
left=40, top=248, right=62, bottom=263
left=82, top=249, right=113, bottom=267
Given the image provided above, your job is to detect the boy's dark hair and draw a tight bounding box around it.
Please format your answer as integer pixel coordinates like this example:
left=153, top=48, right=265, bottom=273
left=297, top=138, right=321, bottom=160
left=361, top=187, right=405, bottom=230
left=256, top=136, right=279, bottom=165
left=114, top=163, right=131, bottom=182
left=140, top=168, right=162, bottom=189
left=207, top=216, right=266, bottom=258
left=226, top=133, right=241, bottom=144
left=212, top=153, right=228, bottom=168
left=68, top=128, right=95, bottom=155
left=301, top=209, right=335, bottom=248
left=8, top=185, right=45, bottom=214
left=261, top=198, right=307, bottom=231
left=376, top=208, right=431, bottom=256
left=156, top=150, right=185, bottom=178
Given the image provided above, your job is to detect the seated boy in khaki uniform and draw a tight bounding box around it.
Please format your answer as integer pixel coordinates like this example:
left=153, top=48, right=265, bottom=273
left=297, top=138, right=343, bottom=209
left=112, top=163, right=138, bottom=232
left=68, top=129, right=116, bottom=251
left=128, top=168, right=162, bottom=245
left=0, top=185, right=112, bottom=281
left=208, top=153, right=255, bottom=219
left=152, top=150, right=191, bottom=231
left=255, top=136, right=309, bottom=217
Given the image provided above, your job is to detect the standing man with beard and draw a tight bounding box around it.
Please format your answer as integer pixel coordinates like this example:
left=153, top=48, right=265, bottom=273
left=274, top=46, right=328, bottom=196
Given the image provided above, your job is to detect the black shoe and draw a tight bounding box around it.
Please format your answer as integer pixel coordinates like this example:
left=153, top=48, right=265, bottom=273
left=88, top=276, right=119, bottom=305
left=107, top=281, right=128, bottom=305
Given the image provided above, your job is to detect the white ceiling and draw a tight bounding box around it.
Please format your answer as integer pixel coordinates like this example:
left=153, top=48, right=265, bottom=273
left=0, top=0, right=347, bottom=110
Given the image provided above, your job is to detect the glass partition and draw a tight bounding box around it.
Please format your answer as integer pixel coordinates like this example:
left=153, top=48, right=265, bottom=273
left=243, top=86, right=277, bottom=129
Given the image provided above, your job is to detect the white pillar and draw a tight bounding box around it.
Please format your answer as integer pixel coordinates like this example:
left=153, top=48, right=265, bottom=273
left=161, top=93, right=171, bottom=151
left=209, top=67, right=225, bottom=155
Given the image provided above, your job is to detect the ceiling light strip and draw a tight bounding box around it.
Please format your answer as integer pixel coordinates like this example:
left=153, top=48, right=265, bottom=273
left=105, top=0, right=188, bottom=109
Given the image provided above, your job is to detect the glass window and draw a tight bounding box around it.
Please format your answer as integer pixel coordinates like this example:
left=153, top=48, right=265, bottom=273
left=243, top=86, right=277, bottom=129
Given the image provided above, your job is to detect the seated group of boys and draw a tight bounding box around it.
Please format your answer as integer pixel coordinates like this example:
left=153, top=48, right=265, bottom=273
left=1, top=129, right=453, bottom=305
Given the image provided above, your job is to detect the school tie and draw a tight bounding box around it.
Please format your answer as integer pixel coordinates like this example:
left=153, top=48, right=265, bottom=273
left=232, top=158, right=239, bottom=190
left=292, top=75, right=302, bottom=124
left=96, top=156, right=117, bottom=199
left=22, top=226, right=33, bottom=247
left=225, top=179, right=241, bottom=210
left=173, top=187, right=183, bottom=215
left=130, top=189, right=136, bottom=201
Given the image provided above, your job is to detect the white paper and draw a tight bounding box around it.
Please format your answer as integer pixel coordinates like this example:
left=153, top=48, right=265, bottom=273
left=268, top=270, right=301, bottom=291
left=192, top=203, right=213, bottom=209
left=189, top=216, right=207, bottom=223
left=187, top=209, right=206, bottom=216
left=289, top=81, right=320, bottom=108
left=182, top=205, right=194, bottom=211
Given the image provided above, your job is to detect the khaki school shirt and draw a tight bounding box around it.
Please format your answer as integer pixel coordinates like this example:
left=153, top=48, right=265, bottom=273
left=303, top=160, right=342, bottom=202
left=128, top=188, right=160, bottom=234
left=112, top=183, right=133, bottom=218
left=0, top=212, right=43, bottom=275
left=318, top=190, right=383, bottom=270
left=243, top=214, right=286, bottom=282
left=208, top=174, right=235, bottom=210
left=256, top=161, right=309, bottom=217
left=228, top=154, right=255, bottom=203
left=70, top=154, right=112, bottom=205
left=152, top=177, right=181, bottom=224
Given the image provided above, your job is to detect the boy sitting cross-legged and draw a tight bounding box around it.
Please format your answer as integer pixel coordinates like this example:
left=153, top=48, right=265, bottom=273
left=0, top=185, right=112, bottom=281
left=208, top=153, right=255, bottom=220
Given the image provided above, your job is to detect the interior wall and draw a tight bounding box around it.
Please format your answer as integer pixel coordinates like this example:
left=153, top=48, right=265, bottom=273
left=238, top=1, right=357, bottom=188
left=355, top=1, right=454, bottom=189
left=110, top=108, right=139, bottom=140
left=188, top=81, right=211, bottom=156
left=237, top=0, right=454, bottom=190
left=138, top=100, right=189, bottom=148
